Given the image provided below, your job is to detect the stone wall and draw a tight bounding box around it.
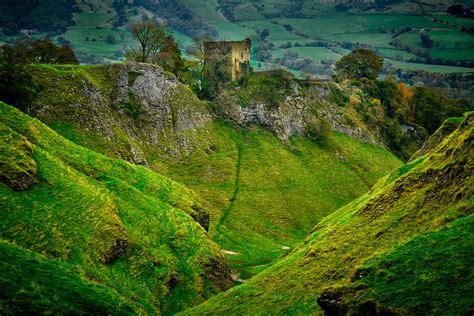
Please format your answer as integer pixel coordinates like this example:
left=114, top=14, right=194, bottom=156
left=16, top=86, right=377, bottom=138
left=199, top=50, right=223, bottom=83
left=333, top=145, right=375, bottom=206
left=203, top=39, right=251, bottom=94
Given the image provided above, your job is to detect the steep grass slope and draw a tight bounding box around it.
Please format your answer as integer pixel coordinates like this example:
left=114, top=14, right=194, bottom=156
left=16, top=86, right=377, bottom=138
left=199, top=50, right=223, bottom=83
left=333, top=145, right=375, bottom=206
left=0, top=102, right=232, bottom=315
left=185, top=112, right=473, bottom=314
left=166, top=122, right=402, bottom=279
left=23, top=64, right=403, bottom=280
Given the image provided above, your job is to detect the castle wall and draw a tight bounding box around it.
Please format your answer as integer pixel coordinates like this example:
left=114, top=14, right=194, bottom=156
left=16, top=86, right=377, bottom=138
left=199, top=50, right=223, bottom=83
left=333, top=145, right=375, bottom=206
left=204, top=38, right=251, bottom=94
left=230, top=38, right=251, bottom=81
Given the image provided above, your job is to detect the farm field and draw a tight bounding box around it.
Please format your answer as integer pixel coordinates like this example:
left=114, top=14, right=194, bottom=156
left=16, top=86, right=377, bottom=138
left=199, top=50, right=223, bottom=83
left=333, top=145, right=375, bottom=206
left=385, top=59, right=474, bottom=73
left=183, top=0, right=227, bottom=22
left=377, top=48, right=417, bottom=61
left=272, top=46, right=343, bottom=61
left=238, top=13, right=474, bottom=75
left=211, top=22, right=257, bottom=41
left=3, top=0, right=472, bottom=76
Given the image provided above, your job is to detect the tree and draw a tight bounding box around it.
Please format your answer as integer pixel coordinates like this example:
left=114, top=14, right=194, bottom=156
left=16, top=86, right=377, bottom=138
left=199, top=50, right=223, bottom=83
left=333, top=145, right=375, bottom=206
left=0, top=45, right=38, bottom=110
left=31, top=38, right=57, bottom=64
left=127, top=21, right=167, bottom=63
left=412, top=87, right=473, bottom=134
left=420, top=33, right=433, bottom=49
left=259, top=29, right=270, bottom=40
left=55, top=45, right=79, bottom=64
left=187, top=34, right=214, bottom=65
left=447, top=4, right=465, bottom=16
left=31, top=38, right=78, bottom=64
left=153, top=35, right=184, bottom=74
left=183, top=34, right=214, bottom=91
left=335, top=48, right=384, bottom=80
left=106, top=34, right=116, bottom=44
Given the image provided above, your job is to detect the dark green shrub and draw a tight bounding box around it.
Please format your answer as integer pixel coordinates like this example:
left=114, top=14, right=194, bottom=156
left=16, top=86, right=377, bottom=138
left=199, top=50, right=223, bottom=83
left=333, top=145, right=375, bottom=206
left=306, top=118, right=330, bottom=144
left=329, top=83, right=349, bottom=107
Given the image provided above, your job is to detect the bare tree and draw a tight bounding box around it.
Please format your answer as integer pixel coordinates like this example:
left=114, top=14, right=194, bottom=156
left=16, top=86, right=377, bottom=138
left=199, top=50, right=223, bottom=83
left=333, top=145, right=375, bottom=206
left=188, top=34, right=215, bottom=65
left=127, top=21, right=166, bottom=63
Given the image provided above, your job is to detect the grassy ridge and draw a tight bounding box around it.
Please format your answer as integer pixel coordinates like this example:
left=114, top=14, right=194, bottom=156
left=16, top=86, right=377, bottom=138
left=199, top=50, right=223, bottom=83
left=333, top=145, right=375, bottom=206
left=347, top=216, right=474, bottom=314
left=184, top=113, right=473, bottom=314
left=0, top=102, right=232, bottom=314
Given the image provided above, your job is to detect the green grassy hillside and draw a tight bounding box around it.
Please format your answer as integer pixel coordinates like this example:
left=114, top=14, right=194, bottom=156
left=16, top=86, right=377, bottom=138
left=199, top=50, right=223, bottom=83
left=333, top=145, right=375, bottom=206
left=165, top=122, right=402, bottom=279
left=184, top=112, right=473, bottom=314
left=0, top=102, right=232, bottom=314
left=21, top=64, right=402, bottom=280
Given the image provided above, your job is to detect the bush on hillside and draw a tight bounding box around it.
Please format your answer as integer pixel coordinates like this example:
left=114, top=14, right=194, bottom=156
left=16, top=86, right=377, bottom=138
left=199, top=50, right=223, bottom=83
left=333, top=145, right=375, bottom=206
left=306, top=118, right=330, bottom=145
left=412, top=87, right=472, bottom=134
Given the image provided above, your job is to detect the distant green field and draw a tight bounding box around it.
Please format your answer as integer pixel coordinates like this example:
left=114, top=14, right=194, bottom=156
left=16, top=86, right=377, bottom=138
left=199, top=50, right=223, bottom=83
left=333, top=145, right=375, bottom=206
left=251, top=60, right=301, bottom=75
left=183, top=0, right=227, bottom=22
left=73, top=12, right=111, bottom=28
left=172, top=31, right=194, bottom=50
left=62, top=27, right=130, bottom=58
left=377, top=48, right=417, bottom=61
left=239, top=20, right=307, bottom=46
left=59, top=12, right=131, bottom=59
left=398, top=29, right=474, bottom=50
left=434, top=15, right=474, bottom=28
left=273, top=46, right=342, bottom=62
left=324, top=32, right=394, bottom=48
left=211, top=22, right=257, bottom=41
left=385, top=59, right=474, bottom=73
left=267, top=14, right=473, bottom=74
left=396, top=29, right=474, bottom=61
left=430, top=48, right=474, bottom=61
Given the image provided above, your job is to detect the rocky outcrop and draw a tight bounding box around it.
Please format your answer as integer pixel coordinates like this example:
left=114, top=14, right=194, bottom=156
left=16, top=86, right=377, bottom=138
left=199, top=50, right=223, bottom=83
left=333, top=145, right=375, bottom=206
left=29, top=62, right=211, bottom=162
left=216, top=81, right=385, bottom=146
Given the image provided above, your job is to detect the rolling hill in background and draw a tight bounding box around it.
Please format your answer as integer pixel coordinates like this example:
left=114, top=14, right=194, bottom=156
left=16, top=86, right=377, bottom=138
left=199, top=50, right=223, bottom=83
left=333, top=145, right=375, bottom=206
left=1, top=0, right=473, bottom=85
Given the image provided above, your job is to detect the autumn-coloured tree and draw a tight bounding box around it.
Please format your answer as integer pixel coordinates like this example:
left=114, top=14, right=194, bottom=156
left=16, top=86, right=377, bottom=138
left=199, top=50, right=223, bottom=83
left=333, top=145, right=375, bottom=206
left=397, top=82, right=415, bottom=122
left=127, top=21, right=167, bottom=63
left=153, top=35, right=184, bottom=74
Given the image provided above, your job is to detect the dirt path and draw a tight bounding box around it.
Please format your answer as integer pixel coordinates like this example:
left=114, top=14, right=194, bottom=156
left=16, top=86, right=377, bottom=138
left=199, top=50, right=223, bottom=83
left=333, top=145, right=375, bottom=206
left=215, top=144, right=242, bottom=232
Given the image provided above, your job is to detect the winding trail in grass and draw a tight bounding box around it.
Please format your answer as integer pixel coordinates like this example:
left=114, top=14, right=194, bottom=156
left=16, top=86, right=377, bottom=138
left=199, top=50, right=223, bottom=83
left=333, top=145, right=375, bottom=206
left=215, top=144, right=242, bottom=233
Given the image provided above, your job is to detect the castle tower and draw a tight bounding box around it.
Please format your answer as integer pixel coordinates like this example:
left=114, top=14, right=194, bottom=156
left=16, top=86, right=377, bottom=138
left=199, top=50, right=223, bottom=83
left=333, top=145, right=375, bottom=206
left=203, top=38, right=251, bottom=95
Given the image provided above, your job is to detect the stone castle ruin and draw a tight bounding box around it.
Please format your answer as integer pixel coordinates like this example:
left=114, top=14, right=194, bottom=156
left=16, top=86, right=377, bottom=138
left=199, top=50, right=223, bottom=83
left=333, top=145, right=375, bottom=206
left=203, top=38, right=251, bottom=95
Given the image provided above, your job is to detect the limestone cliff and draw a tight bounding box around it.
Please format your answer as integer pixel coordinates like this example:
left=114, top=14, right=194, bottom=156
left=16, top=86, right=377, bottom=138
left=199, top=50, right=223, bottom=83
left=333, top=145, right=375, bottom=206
left=27, top=64, right=423, bottom=164
left=29, top=63, right=212, bottom=163
left=215, top=76, right=397, bottom=147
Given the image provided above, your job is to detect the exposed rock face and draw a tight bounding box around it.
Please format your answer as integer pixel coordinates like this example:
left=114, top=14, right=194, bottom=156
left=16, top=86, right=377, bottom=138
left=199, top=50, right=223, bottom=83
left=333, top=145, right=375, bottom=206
left=29, top=63, right=407, bottom=163
left=216, top=81, right=385, bottom=146
left=29, top=62, right=211, bottom=162
left=240, top=95, right=307, bottom=141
